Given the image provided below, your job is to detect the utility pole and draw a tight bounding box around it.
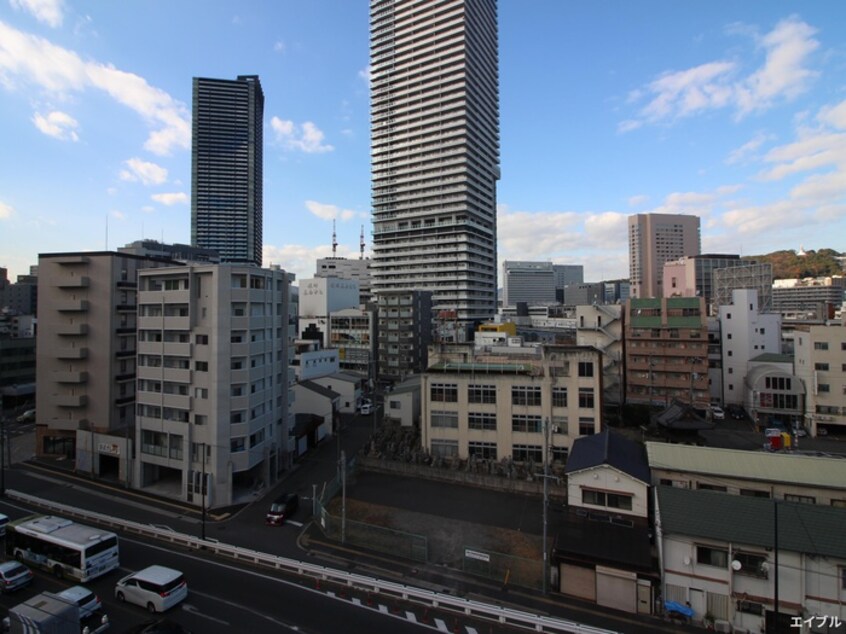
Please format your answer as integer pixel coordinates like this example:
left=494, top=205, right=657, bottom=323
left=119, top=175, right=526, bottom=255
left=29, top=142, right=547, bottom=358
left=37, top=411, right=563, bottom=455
left=340, top=449, right=347, bottom=544
left=536, top=418, right=559, bottom=594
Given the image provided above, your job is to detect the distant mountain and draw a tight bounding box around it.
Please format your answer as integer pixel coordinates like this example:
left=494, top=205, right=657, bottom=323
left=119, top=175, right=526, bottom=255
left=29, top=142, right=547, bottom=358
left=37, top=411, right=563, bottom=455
left=744, top=248, right=844, bottom=280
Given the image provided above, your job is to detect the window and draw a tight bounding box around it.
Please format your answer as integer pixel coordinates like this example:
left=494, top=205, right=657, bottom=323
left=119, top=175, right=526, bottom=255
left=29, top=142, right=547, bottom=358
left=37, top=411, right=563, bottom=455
left=511, top=414, right=542, bottom=433
left=230, top=437, right=246, bottom=453
left=430, top=439, right=458, bottom=458
left=784, top=493, right=815, bottom=504
left=468, top=413, right=497, bottom=430
left=512, top=445, right=542, bottom=463
left=696, top=545, right=728, bottom=568
left=231, top=332, right=245, bottom=344
left=231, top=411, right=245, bottom=424
left=578, top=361, right=594, bottom=377
left=195, top=334, right=208, bottom=345
left=698, top=483, right=727, bottom=492
left=194, top=387, right=208, bottom=399
left=195, top=361, right=208, bottom=372
left=819, top=384, right=830, bottom=393
left=512, top=386, right=542, bottom=406
left=551, top=447, right=568, bottom=463
left=815, top=362, right=830, bottom=371
left=231, top=358, right=244, bottom=370
left=430, top=411, right=458, bottom=428
left=734, top=552, right=768, bottom=578
left=552, top=388, right=567, bottom=408
left=430, top=383, right=458, bottom=402
left=231, top=384, right=245, bottom=397
left=468, top=384, right=496, bottom=404
left=578, top=388, right=595, bottom=409
left=581, top=489, right=632, bottom=510
left=193, top=414, right=206, bottom=426
left=578, top=419, right=595, bottom=435
left=814, top=342, right=829, bottom=351
left=468, top=441, right=497, bottom=460
left=740, top=489, right=770, bottom=498
left=737, top=600, right=764, bottom=615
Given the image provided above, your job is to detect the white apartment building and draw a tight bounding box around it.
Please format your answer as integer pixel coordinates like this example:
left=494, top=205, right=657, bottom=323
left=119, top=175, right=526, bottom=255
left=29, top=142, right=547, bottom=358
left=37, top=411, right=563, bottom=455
left=794, top=319, right=846, bottom=436
left=135, top=264, right=294, bottom=509
left=421, top=340, right=602, bottom=463
left=370, top=0, right=500, bottom=325
left=719, top=289, right=781, bottom=406
left=575, top=304, right=623, bottom=408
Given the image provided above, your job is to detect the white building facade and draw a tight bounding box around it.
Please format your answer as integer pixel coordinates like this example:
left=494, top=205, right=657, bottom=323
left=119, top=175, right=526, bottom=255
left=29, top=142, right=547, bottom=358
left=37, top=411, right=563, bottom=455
left=135, top=264, right=294, bottom=509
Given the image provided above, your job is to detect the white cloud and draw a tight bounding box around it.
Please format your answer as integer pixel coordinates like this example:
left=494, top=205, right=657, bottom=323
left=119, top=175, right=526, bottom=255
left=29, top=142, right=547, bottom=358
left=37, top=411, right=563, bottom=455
left=270, top=117, right=334, bottom=153
left=110, top=210, right=127, bottom=221
left=119, top=158, right=168, bottom=186
left=273, top=40, right=286, bottom=53
left=31, top=110, right=78, bottom=141
left=0, top=200, right=14, bottom=220
left=151, top=192, right=188, bottom=206
left=628, top=194, right=649, bottom=207
left=0, top=21, right=190, bottom=155
left=305, top=200, right=358, bottom=222
left=141, top=205, right=155, bottom=214
left=725, top=131, right=774, bottom=165
left=358, top=65, right=371, bottom=88
left=622, top=17, right=819, bottom=130
left=263, top=243, right=358, bottom=283
left=10, top=0, right=64, bottom=28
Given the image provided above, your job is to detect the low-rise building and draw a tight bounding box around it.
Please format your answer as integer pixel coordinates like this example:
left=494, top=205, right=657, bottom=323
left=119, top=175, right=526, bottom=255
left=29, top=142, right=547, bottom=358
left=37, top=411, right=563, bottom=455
left=383, top=376, right=421, bottom=427
left=421, top=339, right=602, bottom=463
left=794, top=320, right=846, bottom=436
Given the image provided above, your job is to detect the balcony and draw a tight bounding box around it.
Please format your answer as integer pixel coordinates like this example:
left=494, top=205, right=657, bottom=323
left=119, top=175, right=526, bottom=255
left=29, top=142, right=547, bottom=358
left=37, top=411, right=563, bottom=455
left=56, top=300, right=89, bottom=313
left=162, top=393, right=191, bottom=410
left=115, top=303, right=137, bottom=313
left=56, top=276, right=90, bottom=289
left=115, top=372, right=136, bottom=383
left=116, top=349, right=136, bottom=359
left=115, top=395, right=135, bottom=406
left=47, top=418, right=87, bottom=431
left=55, top=393, right=88, bottom=408
left=56, top=323, right=89, bottom=336
left=56, top=347, right=88, bottom=360
left=53, top=371, right=88, bottom=384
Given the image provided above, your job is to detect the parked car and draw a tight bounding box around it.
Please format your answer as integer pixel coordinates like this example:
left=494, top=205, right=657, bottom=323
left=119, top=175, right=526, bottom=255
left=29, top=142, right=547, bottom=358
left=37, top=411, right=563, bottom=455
left=16, top=409, right=35, bottom=423
left=726, top=405, right=746, bottom=420
left=266, top=493, right=299, bottom=526
left=710, top=406, right=726, bottom=421
left=359, top=402, right=373, bottom=415
left=793, top=426, right=808, bottom=438
left=115, top=566, right=187, bottom=613
left=0, top=561, right=33, bottom=593
left=57, top=585, right=102, bottom=619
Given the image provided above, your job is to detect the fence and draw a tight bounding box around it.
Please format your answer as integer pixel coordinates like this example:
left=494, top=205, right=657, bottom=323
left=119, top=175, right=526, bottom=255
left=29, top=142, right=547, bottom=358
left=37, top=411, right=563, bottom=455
left=462, top=546, right=543, bottom=590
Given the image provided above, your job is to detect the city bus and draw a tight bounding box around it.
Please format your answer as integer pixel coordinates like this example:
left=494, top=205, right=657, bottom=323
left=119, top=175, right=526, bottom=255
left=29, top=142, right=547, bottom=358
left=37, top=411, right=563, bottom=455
left=6, top=515, right=119, bottom=582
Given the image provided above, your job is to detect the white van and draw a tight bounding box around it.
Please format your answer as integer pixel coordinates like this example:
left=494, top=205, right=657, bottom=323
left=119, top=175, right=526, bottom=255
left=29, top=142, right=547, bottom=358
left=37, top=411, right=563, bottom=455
left=115, top=565, right=187, bottom=613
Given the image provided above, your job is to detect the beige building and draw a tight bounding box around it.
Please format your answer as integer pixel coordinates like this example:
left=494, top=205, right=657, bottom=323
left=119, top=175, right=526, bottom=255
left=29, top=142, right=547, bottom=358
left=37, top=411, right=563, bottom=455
left=628, top=213, right=700, bottom=299
left=421, top=339, right=602, bottom=463
left=794, top=320, right=846, bottom=436
left=625, top=297, right=709, bottom=408
left=647, top=442, right=846, bottom=506
left=135, top=264, right=295, bottom=508
left=575, top=304, right=623, bottom=410
left=36, top=251, right=175, bottom=471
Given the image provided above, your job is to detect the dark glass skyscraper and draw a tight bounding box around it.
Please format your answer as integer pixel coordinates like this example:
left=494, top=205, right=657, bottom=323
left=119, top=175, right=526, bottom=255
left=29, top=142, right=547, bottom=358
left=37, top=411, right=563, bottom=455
left=191, top=75, right=264, bottom=267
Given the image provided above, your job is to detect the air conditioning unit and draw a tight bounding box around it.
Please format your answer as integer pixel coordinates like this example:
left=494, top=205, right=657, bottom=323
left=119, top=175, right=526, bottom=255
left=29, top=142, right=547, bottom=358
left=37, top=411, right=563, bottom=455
left=714, top=620, right=731, bottom=633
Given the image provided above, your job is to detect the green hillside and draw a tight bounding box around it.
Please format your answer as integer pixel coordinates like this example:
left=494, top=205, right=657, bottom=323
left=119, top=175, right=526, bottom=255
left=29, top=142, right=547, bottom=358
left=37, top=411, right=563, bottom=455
left=743, top=249, right=844, bottom=280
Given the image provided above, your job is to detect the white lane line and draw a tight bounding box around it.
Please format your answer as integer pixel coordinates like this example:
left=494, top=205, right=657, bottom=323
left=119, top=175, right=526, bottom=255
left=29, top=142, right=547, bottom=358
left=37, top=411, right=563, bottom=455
left=405, top=611, right=417, bottom=623
left=435, top=617, right=448, bottom=631
left=287, top=520, right=304, bottom=527
left=187, top=588, right=300, bottom=631
left=183, top=603, right=229, bottom=625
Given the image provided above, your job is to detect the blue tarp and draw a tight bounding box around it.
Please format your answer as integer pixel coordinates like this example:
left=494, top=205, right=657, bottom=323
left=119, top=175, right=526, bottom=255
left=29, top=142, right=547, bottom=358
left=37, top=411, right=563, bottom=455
left=665, top=600, right=694, bottom=617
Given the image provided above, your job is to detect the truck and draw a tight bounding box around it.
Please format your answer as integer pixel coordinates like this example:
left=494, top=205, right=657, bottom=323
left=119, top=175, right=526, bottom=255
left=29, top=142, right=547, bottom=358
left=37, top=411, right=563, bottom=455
left=4, top=591, right=109, bottom=634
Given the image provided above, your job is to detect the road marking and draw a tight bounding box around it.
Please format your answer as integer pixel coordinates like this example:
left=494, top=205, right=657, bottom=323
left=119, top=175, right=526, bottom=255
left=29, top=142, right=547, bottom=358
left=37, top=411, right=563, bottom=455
left=435, top=618, right=448, bottom=631
left=183, top=603, right=229, bottom=625
left=287, top=520, right=304, bottom=527
left=327, top=591, right=336, bottom=598
left=378, top=604, right=389, bottom=614
left=405, top=611, right=417, bottom=623
left=352, top=597, right=362, bottom=606
left=188, top=588, right=301, bottom=631
left=466, top=628, right=478, bottom=634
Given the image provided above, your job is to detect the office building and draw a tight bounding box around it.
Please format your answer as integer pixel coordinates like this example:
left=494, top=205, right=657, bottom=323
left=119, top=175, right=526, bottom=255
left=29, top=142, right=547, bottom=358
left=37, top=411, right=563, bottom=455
left=370, top=0, right=500, bottom=325
left=553, top=265, right=584, bottom=297
left=662, top=254, right=751, bottom=314
left=191, top=75, right=264, bottom=267
left=316, top=257, right=373, bottom=306
left=298, top=277, right=360, bottom=349
left=119, top=240, right=220, bottom=264
left=135, top=264, right=294, bottom=508
left=421, top=340, right=602, bottom=462
left=502, top=261, right=556, bottom=307
left=0, top=266, right=38, bottom=316
left=772, top=276, right=846, bottom=319
left=628, top=213, right=700, bottom=299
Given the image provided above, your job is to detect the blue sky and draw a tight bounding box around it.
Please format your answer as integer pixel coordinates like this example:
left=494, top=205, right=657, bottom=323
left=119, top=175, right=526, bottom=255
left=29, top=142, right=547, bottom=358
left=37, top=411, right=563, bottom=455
left=1, top=1, right=845, bottom=284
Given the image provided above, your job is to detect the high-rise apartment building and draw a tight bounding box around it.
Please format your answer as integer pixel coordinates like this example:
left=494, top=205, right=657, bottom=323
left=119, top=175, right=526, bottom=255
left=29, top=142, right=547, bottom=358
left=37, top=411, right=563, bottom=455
left=191, top=75, right=264, bottom=267
left=370, top=0, right=500, bottom=326
left=628, top=213, right=700, bottom=299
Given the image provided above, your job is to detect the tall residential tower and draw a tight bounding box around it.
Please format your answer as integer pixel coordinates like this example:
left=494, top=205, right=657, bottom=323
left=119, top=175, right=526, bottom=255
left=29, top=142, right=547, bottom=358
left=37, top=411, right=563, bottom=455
left=191, top=75, right=264, bottom=267
left=370, top=0, right=500, bottom=331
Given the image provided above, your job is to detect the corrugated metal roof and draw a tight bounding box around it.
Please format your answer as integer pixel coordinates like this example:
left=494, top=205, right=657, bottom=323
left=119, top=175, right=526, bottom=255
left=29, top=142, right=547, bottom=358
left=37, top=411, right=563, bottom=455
left=646, top=442, right=846, bottom=489
left=657, top=486, right=846, bottom=559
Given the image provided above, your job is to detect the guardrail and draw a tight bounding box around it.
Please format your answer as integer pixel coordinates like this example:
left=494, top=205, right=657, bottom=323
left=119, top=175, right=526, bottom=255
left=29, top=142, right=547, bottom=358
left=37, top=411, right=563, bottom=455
left=7, top=489, right=618, bottom=634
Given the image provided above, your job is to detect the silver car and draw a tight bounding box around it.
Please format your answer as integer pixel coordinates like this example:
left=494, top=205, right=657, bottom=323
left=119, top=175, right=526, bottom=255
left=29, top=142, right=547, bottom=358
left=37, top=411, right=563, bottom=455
left=57, top=585, right=102, bottom=619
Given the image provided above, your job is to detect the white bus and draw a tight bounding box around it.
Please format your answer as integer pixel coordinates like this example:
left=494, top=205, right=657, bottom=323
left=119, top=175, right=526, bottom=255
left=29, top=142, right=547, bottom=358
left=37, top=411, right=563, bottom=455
left=6, top=515, right=119, bottom=582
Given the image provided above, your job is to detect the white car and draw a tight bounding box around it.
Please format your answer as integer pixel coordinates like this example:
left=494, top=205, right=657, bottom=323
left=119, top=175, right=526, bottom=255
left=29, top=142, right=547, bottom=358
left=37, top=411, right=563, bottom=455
left=57, top=585, right=102, bottom=619
left=115, top=566, right=187, bottom=613
left=360, top=402, right=373, bottom=415
left=710, top=406, right=726, bottom=420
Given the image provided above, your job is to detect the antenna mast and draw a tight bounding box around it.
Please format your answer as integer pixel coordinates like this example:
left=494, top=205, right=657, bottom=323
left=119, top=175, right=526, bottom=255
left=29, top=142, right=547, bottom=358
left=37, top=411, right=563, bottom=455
left=332, top=220, right=338, bottom=258
left=360, top=225, right=365, bottom=260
